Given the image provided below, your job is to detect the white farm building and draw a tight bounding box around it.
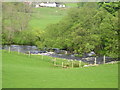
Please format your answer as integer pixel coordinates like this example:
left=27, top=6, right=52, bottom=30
left=40, top=2, right=56, bottom=7
left=35, top=2, right=66, bottom=8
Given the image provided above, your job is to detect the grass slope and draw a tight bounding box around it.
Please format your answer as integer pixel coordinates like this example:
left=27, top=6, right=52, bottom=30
left=29, top=7, right=68, bottom=29
left=29, top=3, right=78, bottom=30
left=2, top=51, right=118, bottom=88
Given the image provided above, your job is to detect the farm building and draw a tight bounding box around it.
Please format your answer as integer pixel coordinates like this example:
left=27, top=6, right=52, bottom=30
left=34, top=2, right=66, bottom=8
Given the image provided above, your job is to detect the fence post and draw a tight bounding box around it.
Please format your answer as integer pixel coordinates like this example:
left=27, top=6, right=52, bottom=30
left=79, top=60, right=81, bottom=67
left=62, top=62, right=64, bottom=67
left=29, top=51, right=31, bottom=57
left=8, top=47, right=10, bottom=53
left=94, top=57, right=97, bottom=65
left=18, top=48, right=20, bottom=54
left=103, top=55, right=105, bottom=64
left=65, top=51, right=67, bottom=54
left=54, top=58, right=56, bottom=66
left=42, top=55, right=43, bottom=60
left=71, top=60, right=73, bottom=68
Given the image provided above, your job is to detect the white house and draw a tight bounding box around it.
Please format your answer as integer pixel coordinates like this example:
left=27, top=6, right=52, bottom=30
left=39, top=2, right=57, bottom=7
left=59, top=4, right=65, bottom=8
left=35, top=2, right=65, bottom=8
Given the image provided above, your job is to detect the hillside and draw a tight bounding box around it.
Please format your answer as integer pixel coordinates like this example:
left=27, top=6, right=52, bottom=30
left=29, top=7, right=68, bottom=30
left=29, top=2, right=78, bottom=30
left=2, top=51, right=118, bottom=88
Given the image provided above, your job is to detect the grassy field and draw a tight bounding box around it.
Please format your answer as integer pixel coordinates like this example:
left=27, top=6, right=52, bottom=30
left=2, top=51, right=118, bottom=88
left=29, top=3, right=78, bottom=30
left=29, top=7, right=68, bottom=30
left=65, top=2, right=78, bottom=8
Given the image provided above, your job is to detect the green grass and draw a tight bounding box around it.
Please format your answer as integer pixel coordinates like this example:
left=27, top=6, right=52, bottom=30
left=2, top=51, right=118, bottom=88
left=65, top=3, right=78, bottom=8
left=29, top=7, right=68, bottom=30
left=29, top=3, right=78, bottom=30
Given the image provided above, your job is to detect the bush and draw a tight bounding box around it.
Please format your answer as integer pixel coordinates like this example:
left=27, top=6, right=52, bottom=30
left=73, top=62, right=79, bottom=67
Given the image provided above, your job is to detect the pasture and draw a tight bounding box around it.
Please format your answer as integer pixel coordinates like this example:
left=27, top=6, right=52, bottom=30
left=2, top=51, right=118, bottom=88
left=29, top=7, right=68, bottom=30
left=29, top=3, right=78, bottom=30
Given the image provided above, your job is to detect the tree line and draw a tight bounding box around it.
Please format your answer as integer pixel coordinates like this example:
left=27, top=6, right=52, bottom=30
left=39, top=2, right=119, bottom=58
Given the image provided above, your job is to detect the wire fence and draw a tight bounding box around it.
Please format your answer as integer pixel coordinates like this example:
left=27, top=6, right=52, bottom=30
left=3, top=46, right=119, bottom=68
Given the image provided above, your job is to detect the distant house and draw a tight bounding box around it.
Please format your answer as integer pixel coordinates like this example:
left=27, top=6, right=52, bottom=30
left=35, top=4, right=40, bottom=8
left=58, top=4, right=65, bottom=8
left=35, top=2, right=66, bottom=8
left=40, top=2, right=57, bottom=7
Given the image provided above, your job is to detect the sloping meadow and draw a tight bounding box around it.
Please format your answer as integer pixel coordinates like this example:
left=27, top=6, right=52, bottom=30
left=2, top=50, right=118, bottom=88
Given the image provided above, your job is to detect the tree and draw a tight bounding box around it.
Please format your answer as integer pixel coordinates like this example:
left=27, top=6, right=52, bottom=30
left=98, top=2, right=120, bottom=15
left=2, top=2, right=32, bottom=44
left=39, top=2, right=119, bottom=58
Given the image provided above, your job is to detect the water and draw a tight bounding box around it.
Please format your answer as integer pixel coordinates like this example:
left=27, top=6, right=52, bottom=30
left=1, top=45, right=118, bottom=64
left=2, top=45, right=38, bottom=53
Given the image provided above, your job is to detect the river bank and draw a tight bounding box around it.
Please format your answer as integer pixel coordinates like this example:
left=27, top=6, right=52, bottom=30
left=1, top=45, right=119, bottom=64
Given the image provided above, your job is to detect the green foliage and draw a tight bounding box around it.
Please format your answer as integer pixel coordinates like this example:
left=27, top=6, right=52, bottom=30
left=2, top=2, right=119, bottom=58
left=13, top=29, right=36, bottom=45
left=98, top=2, right=120, bottom=15
left=42, top=2, right=119, bottom=58
left=77, top=2, right=99, bottom=9
left=2, top=2, right=32, bottom=45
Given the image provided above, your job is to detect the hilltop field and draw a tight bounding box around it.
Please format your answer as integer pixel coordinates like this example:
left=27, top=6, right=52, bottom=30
left=2, top=51, right=118, bottom=88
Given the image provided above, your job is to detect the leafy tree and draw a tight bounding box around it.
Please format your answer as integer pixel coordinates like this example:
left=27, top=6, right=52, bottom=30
left=98, top=2, right=120, bottom=15
left=42, top=2, right=119, bottom=58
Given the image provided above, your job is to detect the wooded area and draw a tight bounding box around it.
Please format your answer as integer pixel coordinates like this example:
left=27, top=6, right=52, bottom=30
left=41, top=2, right=119, bottom=58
